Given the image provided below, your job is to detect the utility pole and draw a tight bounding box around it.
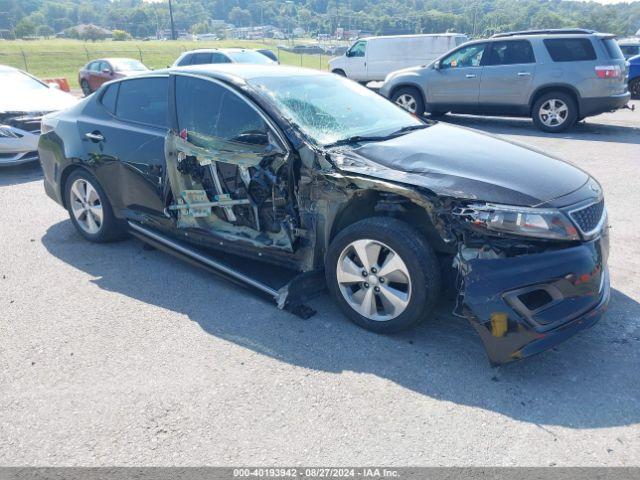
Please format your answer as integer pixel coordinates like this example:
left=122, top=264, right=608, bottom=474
left=168, top=0, right=176, bottom=40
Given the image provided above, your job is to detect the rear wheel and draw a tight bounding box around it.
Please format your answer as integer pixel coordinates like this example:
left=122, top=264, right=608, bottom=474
left=80, top=79, right=92, bottom=96
left=532, top=92, right=577, bottom=133
left=325, top=217, right=441, bottom=334
left=64, top=170, right=126, bottom=243
left=391, top=87, right=425, bottom=116
left=630, top=78, right=640, bottom=99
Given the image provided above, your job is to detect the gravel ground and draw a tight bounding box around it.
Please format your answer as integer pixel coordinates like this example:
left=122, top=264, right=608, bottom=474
left=1, top=102, right=639, bottom=466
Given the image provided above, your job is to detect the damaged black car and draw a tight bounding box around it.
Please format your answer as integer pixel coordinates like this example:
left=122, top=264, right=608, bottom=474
left=38, top=65, right=610, bottom=365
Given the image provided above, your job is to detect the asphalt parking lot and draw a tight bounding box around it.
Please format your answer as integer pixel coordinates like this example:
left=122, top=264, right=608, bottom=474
left=1, top=102, right=639, bottom=466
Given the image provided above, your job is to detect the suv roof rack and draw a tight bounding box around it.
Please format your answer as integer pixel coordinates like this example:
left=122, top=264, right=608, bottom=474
left=492, top=29, right=596, bottom=38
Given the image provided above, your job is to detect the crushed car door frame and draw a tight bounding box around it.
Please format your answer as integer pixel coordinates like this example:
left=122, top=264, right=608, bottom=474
left=160, top=72, right=306, bottom=265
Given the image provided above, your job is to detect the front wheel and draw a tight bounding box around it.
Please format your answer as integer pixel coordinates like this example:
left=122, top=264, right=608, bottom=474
left=532, top=92, right=577, bottom=132
left=325, top=217, right=441, bottom=334
left=80, top=79, right=92, bottom=96
left=391, top=87, right=425, bottom=116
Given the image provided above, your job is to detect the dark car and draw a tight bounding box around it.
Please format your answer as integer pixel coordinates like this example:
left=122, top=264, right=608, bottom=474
left=628, top=54, right=640, bottom=98
left=78, top=57, right=149, bottom=96
left=38, top=65, right=610, bottom=366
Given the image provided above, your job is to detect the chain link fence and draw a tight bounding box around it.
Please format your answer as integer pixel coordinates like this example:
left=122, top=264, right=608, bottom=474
left=0, top=42, right=332, bottom=89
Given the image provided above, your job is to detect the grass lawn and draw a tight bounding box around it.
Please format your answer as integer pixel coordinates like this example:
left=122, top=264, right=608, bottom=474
left=0, top=38, right=330, bottom=88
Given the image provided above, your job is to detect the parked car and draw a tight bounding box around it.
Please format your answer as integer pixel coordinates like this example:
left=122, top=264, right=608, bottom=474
left=380, top=29, right=631, bottom=132
left=617, top=37, right=640, bottom=59
left=172, top=48, right=276, bottom=67
left=39, top=65, right=610, bottom=365
left=628, top=54, right=640, bottom=98
left=78, top=58, right=149, bottom=96
left=0, top=65, right=76, bottom=166
left=328, top=33, right=468, bottom=83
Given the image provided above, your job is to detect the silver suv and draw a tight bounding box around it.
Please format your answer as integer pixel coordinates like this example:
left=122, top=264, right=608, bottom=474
left=380, top=29, right=631, bottom=132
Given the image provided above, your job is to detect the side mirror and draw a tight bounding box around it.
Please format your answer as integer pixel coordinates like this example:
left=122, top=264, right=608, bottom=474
left=345, top=50, right=352, bottom=58
left=433, top=60, right=441, bottom=70
left=102, top=68, right=112, bottom=75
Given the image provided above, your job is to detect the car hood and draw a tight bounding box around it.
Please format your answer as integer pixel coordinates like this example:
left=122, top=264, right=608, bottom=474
left=0, top=87, right=77, bottom=115
left=331, top=123, right=590, bottom=207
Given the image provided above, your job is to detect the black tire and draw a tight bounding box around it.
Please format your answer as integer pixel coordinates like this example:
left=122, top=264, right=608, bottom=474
left=332, top=69, right=346, bottom=77
left=531, top=91, right=577, bottom=133
left=391, top=86, right=425, bottom=116
left=80, top=79, right=92, bottom=96
left=325, top=217, right=441, bottom=334
left=64, top=169, right=127, bottom=243
left=629, top=78, right=640, bottom=99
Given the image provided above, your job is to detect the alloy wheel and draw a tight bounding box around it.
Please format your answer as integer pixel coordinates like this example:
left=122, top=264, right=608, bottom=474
left=538, top=98, right=569, bottom=127
left=395, top=94, right=417, bottom=113
left=69, top=178, right=104, bottom=235
left=336, top=239, right=412, bottom=321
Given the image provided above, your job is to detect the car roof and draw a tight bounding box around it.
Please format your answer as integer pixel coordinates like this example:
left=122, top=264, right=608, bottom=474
left=181, top=48, right=255, bottom=54
left=151, top=63, right=326, bottom=83
left=618, top=37, right=640, bottom=45
left=491, top=29, right=616, bottom=41
left=0, top=64, right=19, bottom=73
left=91, top=57, right=142, bottom=64
left=361, top=33, right=466, bottom=41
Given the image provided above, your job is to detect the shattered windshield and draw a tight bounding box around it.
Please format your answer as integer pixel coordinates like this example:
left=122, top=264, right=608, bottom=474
left=248, top=74, right=422, bottom=146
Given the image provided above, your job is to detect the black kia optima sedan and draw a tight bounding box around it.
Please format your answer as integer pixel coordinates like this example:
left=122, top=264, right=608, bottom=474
left=38, top=65, right=610, bottom=365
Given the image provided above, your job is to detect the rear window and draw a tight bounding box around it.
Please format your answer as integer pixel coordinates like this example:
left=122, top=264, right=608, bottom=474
left=544, top=38, right=597, bottom=62
left=601, top=38, right=624, bottom=59
left=620, top=45, right=640, bottom=58
left=115, top=77, right=168, bottom=127
left=190, top=52, right=213, bottom=65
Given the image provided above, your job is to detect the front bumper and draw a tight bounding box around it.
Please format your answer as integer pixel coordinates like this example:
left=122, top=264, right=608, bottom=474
left=0, top=127, right=40, bottom=166
left=580, top=92, right=631, bottom=117
left=461, top=233, right=610, bottom=366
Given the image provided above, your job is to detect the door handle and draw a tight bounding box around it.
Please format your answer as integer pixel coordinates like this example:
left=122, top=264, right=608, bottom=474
left=85, top=131, right=104, bottom=142
left=517, top=72, right=532, bottom=76
left=465, top=74, right=476, bottom=79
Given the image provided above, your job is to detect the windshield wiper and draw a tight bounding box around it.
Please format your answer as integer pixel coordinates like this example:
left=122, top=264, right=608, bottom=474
left=325, top=124, right=429, bottom=149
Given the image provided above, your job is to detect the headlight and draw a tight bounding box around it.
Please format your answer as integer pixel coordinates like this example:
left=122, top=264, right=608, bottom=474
left=0, top=125, right=20, bottom=138
left=456, top=203, right=580, bottom=241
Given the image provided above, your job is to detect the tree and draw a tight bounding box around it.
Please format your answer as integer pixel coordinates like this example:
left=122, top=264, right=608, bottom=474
left=80, top=24, right=110, bottom=41
left=14, top=18, right=35, bottom=38
left=112, top=29, right=132, bottom=41
left=192, top=21, right=210, bottom=34
left=228, top=7, right=252, bottom=27
left=36, top=25, right=54, bottom=38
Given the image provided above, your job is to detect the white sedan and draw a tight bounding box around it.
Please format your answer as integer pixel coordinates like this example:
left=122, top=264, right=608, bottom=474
left=0, top=65, right=77, bottom=166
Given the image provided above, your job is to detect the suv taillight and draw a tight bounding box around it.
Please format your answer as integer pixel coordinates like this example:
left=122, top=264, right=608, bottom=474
left=595, top=65, right=621, bottom=79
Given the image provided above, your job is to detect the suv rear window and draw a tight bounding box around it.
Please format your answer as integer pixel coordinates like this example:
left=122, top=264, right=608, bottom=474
left=601, top=38, right=624, bottom=59
left=544, top=38, right=596, bottom=62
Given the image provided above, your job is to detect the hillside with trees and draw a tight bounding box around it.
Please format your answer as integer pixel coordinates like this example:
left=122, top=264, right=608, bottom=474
left=1, top=0, right=639, bottom=39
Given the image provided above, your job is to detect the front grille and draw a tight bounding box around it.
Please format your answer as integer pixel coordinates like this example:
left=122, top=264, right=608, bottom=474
left=8, top=116, right=42, bottom=134
left=570, top=199, right=605, bottom=234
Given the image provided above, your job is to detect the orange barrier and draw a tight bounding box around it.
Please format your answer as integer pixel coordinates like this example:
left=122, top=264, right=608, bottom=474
left=44, top=78, right=71, bottom=92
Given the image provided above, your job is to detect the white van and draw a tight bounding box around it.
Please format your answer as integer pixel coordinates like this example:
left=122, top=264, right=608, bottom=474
left=328, top=33, right=468, bottom=83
